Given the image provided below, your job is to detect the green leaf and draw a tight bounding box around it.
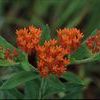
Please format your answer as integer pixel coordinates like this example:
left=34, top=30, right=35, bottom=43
left=20, top=61, right=32, bottom=71
left=0, top=71, right=38, bottom=90
left=25, top=77, right=48, bottom=99
left=0, top=60, right=19, bottom=67
left=90, top=29, right=97, bottom=36
left=9, top=89, right=24, bottom=99
left=71, top=44, right=91, bottom=61
left=65, top=83, right=83, bottom=92
left=43, top=73, right=84, bottom=99
left=0, top=36, right=14, bottom=49
left=0, top=91, right=4, bottom=99
left=63, top=83, right=83, bottom=99
left=40, top=24, right=51, bottom=45
left=84, top=28, right=98, bottom=41
left=84, top=29, right=98, bottom=41
left=93, top=53, right=100, bottom=62
left=61, top=72, right=83, bottom=84
left=18, top=52, right=32, bottom=71
left=43, top=75, right=66, bottom=98
left=24, top=78, right=41, bottom=99
left=4, top=89, right=24, bottom=99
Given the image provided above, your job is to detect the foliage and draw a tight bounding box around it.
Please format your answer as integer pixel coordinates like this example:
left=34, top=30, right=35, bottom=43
left=0, top=0, right=100, bottom=99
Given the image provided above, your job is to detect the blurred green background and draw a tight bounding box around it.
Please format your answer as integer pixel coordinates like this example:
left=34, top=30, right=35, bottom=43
left=0, top=0, right=100, bottom=99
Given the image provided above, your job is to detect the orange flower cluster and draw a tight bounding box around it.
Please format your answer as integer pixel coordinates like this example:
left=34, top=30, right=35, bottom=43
left=86, top=32, right=100, bottom=53
left=16, top=26, right=42, bottom=54
left=57, top=28, right=83, bottom=53
left=0, top=45, right=18, bottom=60
left=36, top=39, right=70, bottom=77
left=4, top=48, right=19, bottom=60
left=16, top=26, right=84, bottom=77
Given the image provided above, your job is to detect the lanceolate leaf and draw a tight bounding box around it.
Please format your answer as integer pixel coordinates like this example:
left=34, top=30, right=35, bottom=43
left=93, top=53, right=100, bottom=62
left=43, top=73, right=85, bottom=99
left=84, top=29, right=98, bottom=41
left=24, top=78, right=41, bottom=99
left=89, top=29, right=97, bottom=36
left=62, top=83, right=83, bottom=99
left=4, top=89, right=24, bottom=99
left=61, top=72, right=83, bottom=84
left=0, top=60, right=19, bottom=67
left=0, top=71, right=38, bottom=90
left=0, top=36, right=14, bottom=49
left=18, top=52, right=32, bottom=71
left=43, top=75, right=66, bottom=98
left=70, top=44, right=91, bottom=61
left=0, top=91, right=4, bottom=99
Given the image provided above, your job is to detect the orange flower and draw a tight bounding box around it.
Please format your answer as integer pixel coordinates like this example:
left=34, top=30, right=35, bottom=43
left=57, top=28, right=83, bottom=54
left=12, top=48, right=19, bottom=57
left=36, top=39, right=70, bottom=77
left=4, top=48, right=19, bottom=60
left=16, top=25, right=42, bottom=54
left=86, top=31, right=100, bottom=53
left=4, top=48, right=12, bottom=60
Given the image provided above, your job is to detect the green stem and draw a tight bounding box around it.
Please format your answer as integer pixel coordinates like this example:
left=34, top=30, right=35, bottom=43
left=70, top=54, right=97, bottom=65
left=73, top=57, right=94, bottom=64
left=38, top=78, right=45, bottom=99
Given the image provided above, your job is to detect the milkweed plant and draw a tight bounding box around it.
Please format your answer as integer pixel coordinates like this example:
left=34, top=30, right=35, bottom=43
left=0, top=25, right=100, bottom=99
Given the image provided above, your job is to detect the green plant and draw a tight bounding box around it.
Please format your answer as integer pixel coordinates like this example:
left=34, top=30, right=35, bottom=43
left=0, top=24, right=100, bottom=99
